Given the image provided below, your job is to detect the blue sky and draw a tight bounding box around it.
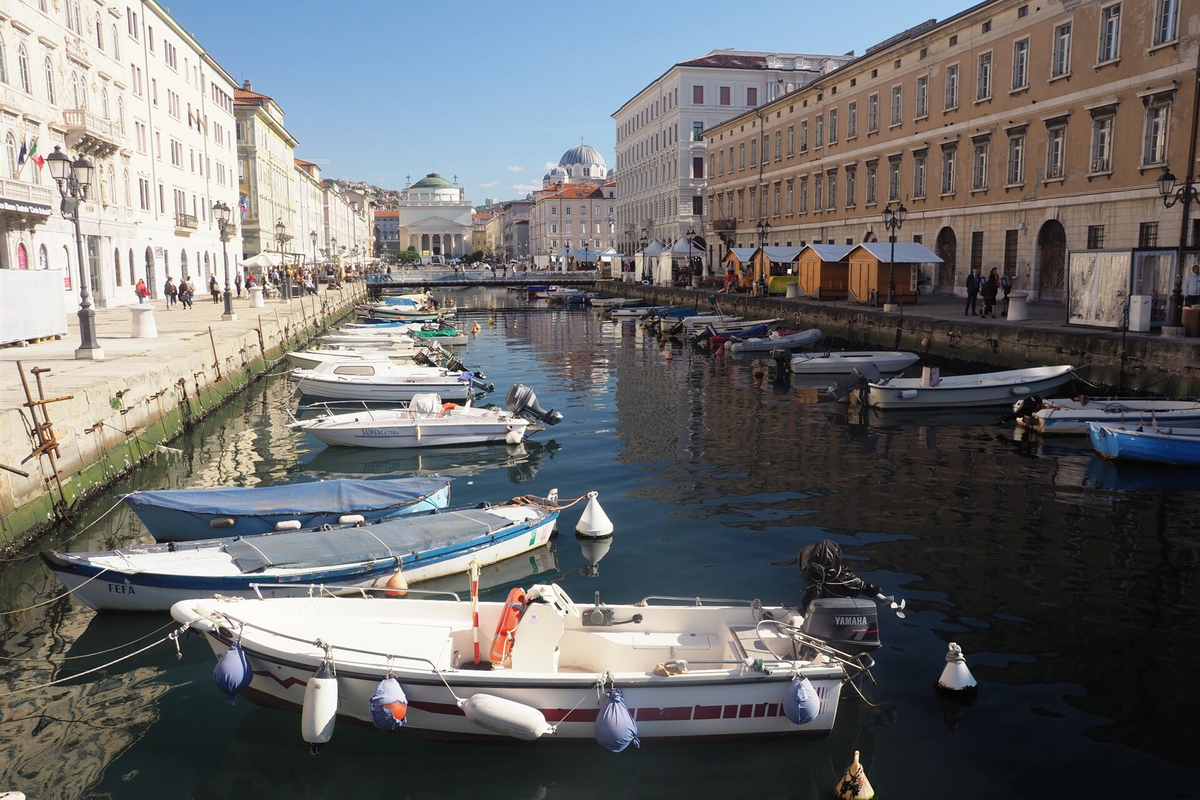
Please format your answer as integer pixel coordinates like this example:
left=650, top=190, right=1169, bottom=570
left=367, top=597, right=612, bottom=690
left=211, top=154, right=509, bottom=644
left=172, top=0, right=970, bottom=203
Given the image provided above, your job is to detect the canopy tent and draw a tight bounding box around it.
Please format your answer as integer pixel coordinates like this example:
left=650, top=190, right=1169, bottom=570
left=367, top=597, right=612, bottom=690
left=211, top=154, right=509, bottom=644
left=572, top=248, right=600, bottom=263
left=238, top=252, right=284, bottom=270
left=599, top=247, right=622, bottom=262
left=669, top=238, right=705, bottom=257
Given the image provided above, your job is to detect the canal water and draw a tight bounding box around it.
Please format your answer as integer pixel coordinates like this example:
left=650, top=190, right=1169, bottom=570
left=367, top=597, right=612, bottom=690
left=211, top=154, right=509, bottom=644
left=1, top=288, right=1197, bottom=800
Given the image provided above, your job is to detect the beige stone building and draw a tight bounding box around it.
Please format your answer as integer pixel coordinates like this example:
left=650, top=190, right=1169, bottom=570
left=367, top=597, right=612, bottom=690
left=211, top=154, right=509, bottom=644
left=703, top=0, right=1199, bottom=309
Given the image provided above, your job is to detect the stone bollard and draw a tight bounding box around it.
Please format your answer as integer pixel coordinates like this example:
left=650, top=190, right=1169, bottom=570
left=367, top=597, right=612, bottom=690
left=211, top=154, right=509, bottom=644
left=130, top=305, right=158, bottom=338
left=786, top=282, right=799, bottom=299
left=249, top=286, right=265, bottom=308
left=1006, top=291, right=1030, bottom=322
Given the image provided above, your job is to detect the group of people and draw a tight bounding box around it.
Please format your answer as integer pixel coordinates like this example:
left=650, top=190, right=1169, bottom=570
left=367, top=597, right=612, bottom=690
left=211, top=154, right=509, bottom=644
left=161, top=276, right=196, bottom=309
left=965, top=267, right=1013, bottom=318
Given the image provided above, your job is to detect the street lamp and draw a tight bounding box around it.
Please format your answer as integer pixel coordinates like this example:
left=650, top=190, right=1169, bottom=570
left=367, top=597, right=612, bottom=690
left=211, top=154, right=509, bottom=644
left=882, top=201, right=908, bottom=307
left=639, top=236, right=649, bottom=282
left=212, top=200, right=236, bottom=320
left=755, top=220, right=771, bottom=291
left=47, top=145, right=103, bottom=360
left=310, top=230, right=318, bottom=279
left=275, top=219, right=290, bottom=301
left=1157, top=167, right=1198, bottom=330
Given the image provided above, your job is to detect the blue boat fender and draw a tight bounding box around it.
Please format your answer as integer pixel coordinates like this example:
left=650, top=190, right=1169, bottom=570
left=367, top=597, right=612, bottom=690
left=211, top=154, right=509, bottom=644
left=369, top=676, right=409, bottom=731
left=595, top=687, right=640, bottom=752
left=213, top=641, right=253, bottom=704
left=783, top=676, right=820, bottom=725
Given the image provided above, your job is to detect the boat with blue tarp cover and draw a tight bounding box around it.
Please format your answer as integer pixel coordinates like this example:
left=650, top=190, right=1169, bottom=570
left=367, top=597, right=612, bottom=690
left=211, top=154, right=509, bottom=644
left=42, top=501, right=559, bottom=612
left=121, top=477, right=451, bottom=542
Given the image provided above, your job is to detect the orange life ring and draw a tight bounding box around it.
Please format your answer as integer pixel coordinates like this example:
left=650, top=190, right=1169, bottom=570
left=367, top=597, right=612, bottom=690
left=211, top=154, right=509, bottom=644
left=442, top=402, right=458, bottom=411
left=489, top=587, right=527, bottom=666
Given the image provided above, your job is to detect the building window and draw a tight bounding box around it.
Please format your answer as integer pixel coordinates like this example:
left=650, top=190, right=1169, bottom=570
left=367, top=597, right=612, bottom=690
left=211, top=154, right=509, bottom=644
left=868, top=94, right=879, bottom=133
left=692, top=121, right=703, bottom=141
left=1053, top=23, right=1072, bottom=77
left=1012, top=39, right=1029, bottom=89
left=1143, top=103, right=1169, bottom=166
left=888, top=160, right=901, bottom=201
left=774, top=182, right=782, bottom=216
left=942, top=148, right=957, bottom=194
left=891, top=86, right=902, bottom=126
left=800, top=121, right=808, bottom=152
left=787, top=125, right=795, bottom=156
left=44, top=57, right=55, bottom=103
left=747, top=87, right=758, bottom=106
left=827, top=171, right=837, bottom=210
left=1154, top=0, right=1180, bottom=45
left=1091, top=115, right=1114, bottom=172
left=693, top=85, right=704, bottom=104
left=815, top=115, right=824, bottom=148
left=786, top=180, right=794, bottom=214
left=719, top=86, right=730, bottom=105
left=972, top=142, right=989, bottom=190
left=828, top=109, right=838, bottom=143
left=913, top=154, right=926, bottom=198
left=945, top=64, right=959, bottom=109
left=761, top=184, right=768, bottom=217
left=916, top=76, right=928, bottom=118
left=750, top=137, right=757, bottom=165
left=1138, top=221, right=1158, bottom=248
left=774, top=130, right=782, bottom=160
left=813, top=175, right=823, bottom=213
left=847, top=101, right=858, bottom=138
left=866, top=163, right=878, bottom=205
left=1006, top=134, right=1025, bottom=185
left=1087, top=225, right=1105, bottom=249
left=799, top=177, right=808, bottom=213
left=846, top=169, right=856, bottom=206
left=976, top=52, right=992, bottom=100
left=738, top=143, right=745, bottom=170
left=1099, top=4, right=1121, bottom=63
left=1046, top=126, right=1066, bottom=179
left=971, top=231, right=984, bottom=270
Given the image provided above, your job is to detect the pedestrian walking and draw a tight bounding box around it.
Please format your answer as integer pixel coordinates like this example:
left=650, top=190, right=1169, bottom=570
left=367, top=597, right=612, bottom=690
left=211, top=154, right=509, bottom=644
left=964, top=266, right=981, bottom=316
left=164, top=277, right=177, bottom=309
left=1000, top=271, right=1013, bottom=317
left=235, top=271, right=243, bottom=297
left=1185, top=264, right=1200, bottom=306
left=981, top=268, right=1000, bottom=318
left=135, top=278, right=149, bottom=304
left=180, top=278, right=193, bottom=309
left=209, top=276, right=220, bottom=303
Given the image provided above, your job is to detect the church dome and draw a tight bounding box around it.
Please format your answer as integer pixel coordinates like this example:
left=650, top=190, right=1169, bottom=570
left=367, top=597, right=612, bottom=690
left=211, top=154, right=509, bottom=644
left=559, top=144, right=606, bottom=170
left=412, top=173, right=453, bottom=189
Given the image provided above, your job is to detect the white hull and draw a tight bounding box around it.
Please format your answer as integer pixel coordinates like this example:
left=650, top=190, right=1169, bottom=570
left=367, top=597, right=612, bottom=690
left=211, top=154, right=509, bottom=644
left=295, top=408, right=529, bottom=449
left=588, top=297, right=633, bottom=308
left=728, top=328, right=822, bottom=353
left=172, top=593, right=849, bottom=742
left=288, top=349, right=418, bottom=371
left=294, top=375, right=475, bottom=403
left=868, top=365, right=1074, bottom=409
left=791, top=351, right=920, bottom=375
left=1020, top=399, right=1200, bottom=435
left=321, top=332, right=417, bottom=346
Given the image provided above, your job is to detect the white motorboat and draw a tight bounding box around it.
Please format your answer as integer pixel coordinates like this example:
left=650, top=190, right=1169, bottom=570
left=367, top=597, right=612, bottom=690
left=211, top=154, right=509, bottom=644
left=171, top=585, right=880, bottom=746
left=288, top=345, right=421, bottom=371
left=791, top=351, right=920, bottom=375
left=321, top=330, right=419, bottom=347
left=867, top=365, right=1074, bottom=409
left=609, top=306, right=657, bottom=320
left=728, top=328, right=823, bottom=353
left=291, top=386, right=563, bottom=449
left=588, top=297, right=634, bottom=308
left=46, top=501, right=559, bottom=612
left=1016, top=397, right=1200, bottom=435
left=290, top=357, right=490, bottom=403
left=677, top=313, right=745, bottom=330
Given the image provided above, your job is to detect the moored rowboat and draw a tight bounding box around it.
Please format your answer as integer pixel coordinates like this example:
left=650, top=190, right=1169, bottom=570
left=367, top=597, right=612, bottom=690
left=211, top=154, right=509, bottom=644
left=1017, top=398, right=1200, bottom=435
left=868, top=365, right=1074, bottom=409
left=1087, top=423, right=1200, bottom=465
left=791, top=351, right=920, bottom=375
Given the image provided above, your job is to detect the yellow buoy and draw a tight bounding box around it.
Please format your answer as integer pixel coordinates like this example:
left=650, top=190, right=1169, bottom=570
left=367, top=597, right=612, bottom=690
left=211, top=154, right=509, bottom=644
left=835, top=751, right=875, bottom=800
left=489, top=316, right=495, bottom=327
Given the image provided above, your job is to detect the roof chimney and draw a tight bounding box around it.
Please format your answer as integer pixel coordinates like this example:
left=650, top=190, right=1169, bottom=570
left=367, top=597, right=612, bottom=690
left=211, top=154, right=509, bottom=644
left=243, top=80, right=252, bottom=91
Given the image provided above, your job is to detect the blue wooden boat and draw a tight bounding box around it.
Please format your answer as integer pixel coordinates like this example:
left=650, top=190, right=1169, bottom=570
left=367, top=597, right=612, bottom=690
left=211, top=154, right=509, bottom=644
left=1087, top=423, right=1200, bottom=466
left=43, top=502, right=559, bottom=612
left=121, top=477, right=451, bottom=542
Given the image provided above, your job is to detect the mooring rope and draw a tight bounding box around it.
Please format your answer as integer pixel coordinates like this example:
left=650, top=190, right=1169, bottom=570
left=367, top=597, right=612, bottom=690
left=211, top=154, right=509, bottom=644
left=0, top=568, right=112, bottom=616
left=0, top=627, right=182, bottom=699
left=0, top=620, right=175, bottom=663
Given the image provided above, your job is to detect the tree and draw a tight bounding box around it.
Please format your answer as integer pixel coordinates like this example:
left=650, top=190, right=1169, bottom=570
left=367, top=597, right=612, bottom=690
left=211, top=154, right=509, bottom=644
left=398, top=246, right=419, bottom=265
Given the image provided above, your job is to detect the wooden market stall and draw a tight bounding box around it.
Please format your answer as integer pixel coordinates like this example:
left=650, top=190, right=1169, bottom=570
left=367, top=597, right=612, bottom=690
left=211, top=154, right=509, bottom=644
left=846, top=242, right=941, bottom=305
left=751, top=246, right=803, bottom=294
left=796, top=244, right=853, bottom=300
left=720, top=248, right=758, bottom=290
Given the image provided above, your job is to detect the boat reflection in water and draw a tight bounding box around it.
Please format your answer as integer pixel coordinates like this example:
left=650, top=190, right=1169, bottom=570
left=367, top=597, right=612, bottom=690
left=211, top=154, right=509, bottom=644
left=295, top=440, right=560, bottom=484
left=407, top=543, right=558, bottom=598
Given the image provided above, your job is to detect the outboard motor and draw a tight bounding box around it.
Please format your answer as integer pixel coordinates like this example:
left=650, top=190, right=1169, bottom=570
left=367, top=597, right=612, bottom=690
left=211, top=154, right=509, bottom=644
left=825, top=364, right=883, bottom=402
left=1010, top=395, right=1043, bottom=420
left=413, top=350, right=435, bottom=367
left=505, top=384, right=563, bottom=426
left=771, top=348, right=792, bottom=384
left=801, top=597, right=881, bottom=652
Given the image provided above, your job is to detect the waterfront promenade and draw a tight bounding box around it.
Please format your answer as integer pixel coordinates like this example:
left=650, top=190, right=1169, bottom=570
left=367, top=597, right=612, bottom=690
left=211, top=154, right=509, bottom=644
left=0, top=284, right=367, bottom=545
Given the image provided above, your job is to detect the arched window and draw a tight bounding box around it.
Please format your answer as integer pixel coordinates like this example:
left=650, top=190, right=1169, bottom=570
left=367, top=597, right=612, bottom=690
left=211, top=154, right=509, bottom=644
left=180, top=249, right=188, bottom=281
left=70, top=72, right=80, bottom=107
left=44, top=56, right=55, bottom=103
left=101, top=87, right=109, bottom=119
left=106, top=165, right=115, bottom=205
left=17, top=45, right=30, bottom=94
left=128, top=248, right=135, bottom=284
left=4, top=133, right=16, bottom=179
left=16, top=244, right=28, bottom=270
left=117, top=96, right=125, bottom=133
left=114, top=248, right=122, bottom=286
left=39, top=245, right=48, bottom=270
left=123, top=169, right=130, bottom=208
left=95, top=13, right=104, bottom=51
left=112, top=25, right=120, bottom=61
left=65, top=1, right=82, bottom=35
left=0, top=36, right=8, bottom=85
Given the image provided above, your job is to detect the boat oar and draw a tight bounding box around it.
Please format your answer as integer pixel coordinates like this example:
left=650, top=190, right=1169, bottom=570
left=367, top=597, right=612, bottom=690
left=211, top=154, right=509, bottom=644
left=469, top=560, right=481, bottom=665
left=875, top=593, right=907, bottom=619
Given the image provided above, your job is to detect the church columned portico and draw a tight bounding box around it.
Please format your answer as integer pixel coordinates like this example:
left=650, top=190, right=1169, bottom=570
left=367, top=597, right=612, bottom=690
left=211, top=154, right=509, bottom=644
left=393, top=174, right=472, bottom=264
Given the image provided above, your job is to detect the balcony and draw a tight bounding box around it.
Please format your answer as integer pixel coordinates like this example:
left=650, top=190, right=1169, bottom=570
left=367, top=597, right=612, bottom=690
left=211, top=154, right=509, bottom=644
left=175, top=212, right=198, bottom=231
left=0, top=177, right=55, bottom=222
left=63, top=108, right=124, bottom=158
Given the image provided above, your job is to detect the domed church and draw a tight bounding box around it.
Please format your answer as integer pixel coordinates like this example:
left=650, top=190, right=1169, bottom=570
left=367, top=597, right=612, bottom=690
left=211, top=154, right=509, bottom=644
left=542, top=142, right=609, bottom=187
left=395, top=173, right=473, bottom=262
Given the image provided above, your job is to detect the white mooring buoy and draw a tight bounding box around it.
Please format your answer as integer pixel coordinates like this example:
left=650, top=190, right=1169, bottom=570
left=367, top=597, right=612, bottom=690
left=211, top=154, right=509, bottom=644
left=936, top=642, right=978, bottom=694
left=575, top=491, right=613, bottom=538
left=835, top=750, right=875, bottom=800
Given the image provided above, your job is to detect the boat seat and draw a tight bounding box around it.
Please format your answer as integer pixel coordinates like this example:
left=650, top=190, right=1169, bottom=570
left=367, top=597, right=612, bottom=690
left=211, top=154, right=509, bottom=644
left=728, top=625, right=796, bottom=661
left=510, top=601, right=565, bottom=673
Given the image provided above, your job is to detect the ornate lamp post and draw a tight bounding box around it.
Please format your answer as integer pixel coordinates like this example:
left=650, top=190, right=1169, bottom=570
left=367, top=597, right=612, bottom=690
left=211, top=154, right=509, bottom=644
left=275, top=219, right=290, bottom=301
left=212, top=200, right=236, bottom=320
left=755, top=220, right=771, bottom=291
left=310, top=230, right=318, bottom=278
left=639, top=236, right=649, bottom=282
left=1157, top=168, right=1198, bottom=331
left=882, top=201, right=908, bottom=307
left=47, top=146, right=103, bottom=360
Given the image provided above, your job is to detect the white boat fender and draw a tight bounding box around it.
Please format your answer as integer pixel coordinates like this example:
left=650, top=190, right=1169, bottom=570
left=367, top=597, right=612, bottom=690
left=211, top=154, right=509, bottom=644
left=337, top=514, right=365, bottom=525
left=835, top=750, right=875, bottom=800
left=595, top=687, right=639, bottom=752
left=369, top=676, right=409, bottom=731
left=213, top=641, right=253, bottom=704
left=935, top=642, right=978, bottom=695
left=897, top=389, right=920, bottom=400
left=209, top=517, right=236, bottom=529
left=783, top=676, right=820, bottom=725
left=458, top=693, right=552, bottom=741
left=301, top=659, right=339, bottom=754
left=505, top=428, right=523, bottom=446
left=275, top=519, right=303, bottom=531
left=575, top=492, right=613, bottom=538
left=1011, top=385, right=1031, bottom=396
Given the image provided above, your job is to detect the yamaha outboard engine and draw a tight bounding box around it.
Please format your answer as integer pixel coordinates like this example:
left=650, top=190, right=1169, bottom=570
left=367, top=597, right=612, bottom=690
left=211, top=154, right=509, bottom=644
left=1010, top=394, right=1043, bottom=420
left=800, top=597, right=880, bottom=652
left=505, top=384, right=563, bottom=425
left=825, top=363, right=883, bottom=402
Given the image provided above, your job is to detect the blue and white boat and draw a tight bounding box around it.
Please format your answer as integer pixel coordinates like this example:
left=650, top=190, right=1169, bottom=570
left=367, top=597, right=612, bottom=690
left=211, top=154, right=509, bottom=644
left=42, top=501, right=560, bottom=612
left=121, top=477, right=451, bottom=542
left=1087, top=423, right=1200, bottom=466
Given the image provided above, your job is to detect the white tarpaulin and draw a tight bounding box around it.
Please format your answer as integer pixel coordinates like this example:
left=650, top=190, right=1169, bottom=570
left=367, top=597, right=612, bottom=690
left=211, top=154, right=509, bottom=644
left=238, top=252, right=284, bottom=269
left=1067, top=250, right=1131, bottom=328
left=669, top=238, right=704, bottom=257
left=0, top=269, right=68, bottom=345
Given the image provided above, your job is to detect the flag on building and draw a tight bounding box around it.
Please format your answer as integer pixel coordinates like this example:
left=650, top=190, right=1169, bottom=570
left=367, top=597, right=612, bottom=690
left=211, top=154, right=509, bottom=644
left=17, top=141, right=27, bottom=168
left=237, top=194, right=248, bottom=220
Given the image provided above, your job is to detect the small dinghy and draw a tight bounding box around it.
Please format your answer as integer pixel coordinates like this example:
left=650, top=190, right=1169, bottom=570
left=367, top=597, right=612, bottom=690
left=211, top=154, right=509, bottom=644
left=121, top=477, right=451, bottom=541
left=728, top=328, right=823, bottom=353
left=1016, top=397, right=1200, bottom=435
left=291, top=386, right=563, bottom=449
left=868, top=365, right=1074, bottom=409
left=1088, top=423, right=1200, bottom=465
left=45, top=499, right=563, bottom=612
left=290, top=356, right=491, bottom=403
left=791, top=351, right=920, bottom=375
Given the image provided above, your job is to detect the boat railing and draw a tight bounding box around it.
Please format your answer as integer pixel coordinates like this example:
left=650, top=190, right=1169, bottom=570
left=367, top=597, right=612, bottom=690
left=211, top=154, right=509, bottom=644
left=247, top=583, right=462, bottom=602
left=633, top=595, right=761, bottom=608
